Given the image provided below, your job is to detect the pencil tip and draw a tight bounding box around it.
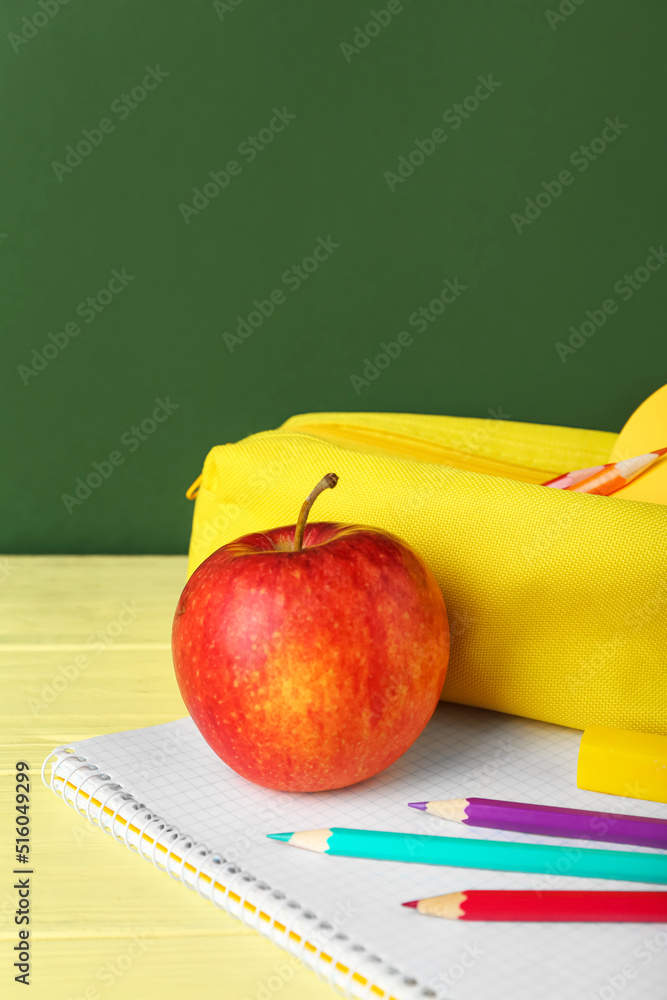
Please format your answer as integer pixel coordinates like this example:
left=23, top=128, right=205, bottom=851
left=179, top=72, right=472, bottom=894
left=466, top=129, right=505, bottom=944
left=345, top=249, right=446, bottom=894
left=266, top=832, right=293, bottom=842
left=401, top=900, right=419, bottom=908
left=407, top=801, right=428, bottom=810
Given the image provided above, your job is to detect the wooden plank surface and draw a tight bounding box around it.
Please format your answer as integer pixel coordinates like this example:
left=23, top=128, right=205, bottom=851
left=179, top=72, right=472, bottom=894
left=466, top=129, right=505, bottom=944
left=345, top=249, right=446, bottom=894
left=0, top=556, right=333, bottom=1000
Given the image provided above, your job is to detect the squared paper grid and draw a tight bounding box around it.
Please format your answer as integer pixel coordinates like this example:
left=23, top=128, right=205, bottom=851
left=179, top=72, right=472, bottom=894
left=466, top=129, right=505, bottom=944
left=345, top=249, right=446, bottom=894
left=45, top=703, right=667, bottom=1000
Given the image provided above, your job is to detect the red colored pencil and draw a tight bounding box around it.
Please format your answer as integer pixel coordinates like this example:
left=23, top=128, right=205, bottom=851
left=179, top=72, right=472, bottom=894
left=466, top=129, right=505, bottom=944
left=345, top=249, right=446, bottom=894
left=402, top=890, right=667, bottom=922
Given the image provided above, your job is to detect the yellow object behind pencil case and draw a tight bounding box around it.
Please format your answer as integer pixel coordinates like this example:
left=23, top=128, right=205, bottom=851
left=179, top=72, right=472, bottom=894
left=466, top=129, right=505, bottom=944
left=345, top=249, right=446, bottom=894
left=186, top=411, right=667, bottom=735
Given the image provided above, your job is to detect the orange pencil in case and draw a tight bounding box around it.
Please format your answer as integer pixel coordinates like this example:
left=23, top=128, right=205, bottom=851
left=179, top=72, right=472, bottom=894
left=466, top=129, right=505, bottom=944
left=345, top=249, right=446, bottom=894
left=542, top=447, right=667, bottom=497
left=543, top=463, right=611, bottom=489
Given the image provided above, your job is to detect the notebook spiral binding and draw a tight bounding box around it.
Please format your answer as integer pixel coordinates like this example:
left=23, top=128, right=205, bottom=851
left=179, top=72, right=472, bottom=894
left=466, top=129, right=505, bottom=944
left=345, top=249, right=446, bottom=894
left=42, top=747, right=439, bottom=1000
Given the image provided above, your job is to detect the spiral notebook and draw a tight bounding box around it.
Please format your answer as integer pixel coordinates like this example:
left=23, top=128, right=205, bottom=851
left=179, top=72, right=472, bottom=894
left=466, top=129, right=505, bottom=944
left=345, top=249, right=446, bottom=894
left=43, top=703, right=667, bottom=1000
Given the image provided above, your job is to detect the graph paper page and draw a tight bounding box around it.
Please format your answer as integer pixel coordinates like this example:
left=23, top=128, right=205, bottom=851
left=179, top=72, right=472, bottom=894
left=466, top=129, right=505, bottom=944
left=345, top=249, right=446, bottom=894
left=51, top=703, right=667, bottom=1000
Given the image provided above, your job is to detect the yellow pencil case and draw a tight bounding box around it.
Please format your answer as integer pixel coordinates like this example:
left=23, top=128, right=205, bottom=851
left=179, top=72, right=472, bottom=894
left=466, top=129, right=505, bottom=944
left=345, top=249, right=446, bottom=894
left=185, top=411, right=667, bottom=735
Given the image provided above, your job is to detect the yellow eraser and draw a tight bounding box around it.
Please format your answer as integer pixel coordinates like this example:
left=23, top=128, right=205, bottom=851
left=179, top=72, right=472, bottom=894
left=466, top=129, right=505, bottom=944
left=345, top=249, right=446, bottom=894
left=577, top=726, right=667, bottom=803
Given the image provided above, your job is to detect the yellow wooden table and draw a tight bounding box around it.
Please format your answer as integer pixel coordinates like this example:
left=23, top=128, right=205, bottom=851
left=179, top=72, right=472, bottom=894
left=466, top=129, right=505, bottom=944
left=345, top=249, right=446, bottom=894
left=0, top=556, right=333, bottom=1000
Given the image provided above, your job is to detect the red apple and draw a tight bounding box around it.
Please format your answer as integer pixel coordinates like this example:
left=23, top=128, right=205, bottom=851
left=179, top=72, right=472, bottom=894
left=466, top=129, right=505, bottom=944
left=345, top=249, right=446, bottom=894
left=172, top=474, right=449, bottom=791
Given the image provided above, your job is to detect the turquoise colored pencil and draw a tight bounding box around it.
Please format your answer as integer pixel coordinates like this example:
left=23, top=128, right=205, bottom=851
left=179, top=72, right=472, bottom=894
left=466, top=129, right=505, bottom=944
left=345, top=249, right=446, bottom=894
left=267, top=828, right=667, bottom=884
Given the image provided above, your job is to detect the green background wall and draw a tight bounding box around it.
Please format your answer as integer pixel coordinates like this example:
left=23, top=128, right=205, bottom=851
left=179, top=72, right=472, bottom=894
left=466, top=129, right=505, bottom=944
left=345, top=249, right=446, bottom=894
left=3, top=0, right=666, bottom=553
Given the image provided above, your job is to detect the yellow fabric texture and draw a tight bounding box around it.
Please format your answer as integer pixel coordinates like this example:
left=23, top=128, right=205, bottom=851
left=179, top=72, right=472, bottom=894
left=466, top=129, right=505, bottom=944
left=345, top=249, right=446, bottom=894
left=186, top=411, right=667, bottom=735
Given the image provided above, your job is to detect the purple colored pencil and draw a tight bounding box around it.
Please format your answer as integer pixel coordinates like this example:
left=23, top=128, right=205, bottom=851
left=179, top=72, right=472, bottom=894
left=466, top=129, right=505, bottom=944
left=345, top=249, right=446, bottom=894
left=407, top=797, right=667, bottom=850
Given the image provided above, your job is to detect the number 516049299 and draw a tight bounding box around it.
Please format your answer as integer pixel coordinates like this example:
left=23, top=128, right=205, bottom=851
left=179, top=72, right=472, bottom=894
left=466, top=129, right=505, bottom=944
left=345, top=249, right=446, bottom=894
left=15, top=762, right=30, bottom=863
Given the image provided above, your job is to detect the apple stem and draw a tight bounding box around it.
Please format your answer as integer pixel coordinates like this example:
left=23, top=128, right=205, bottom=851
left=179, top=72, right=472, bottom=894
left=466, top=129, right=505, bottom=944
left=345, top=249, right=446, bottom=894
left=293, top=473, right=339, bottom=551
